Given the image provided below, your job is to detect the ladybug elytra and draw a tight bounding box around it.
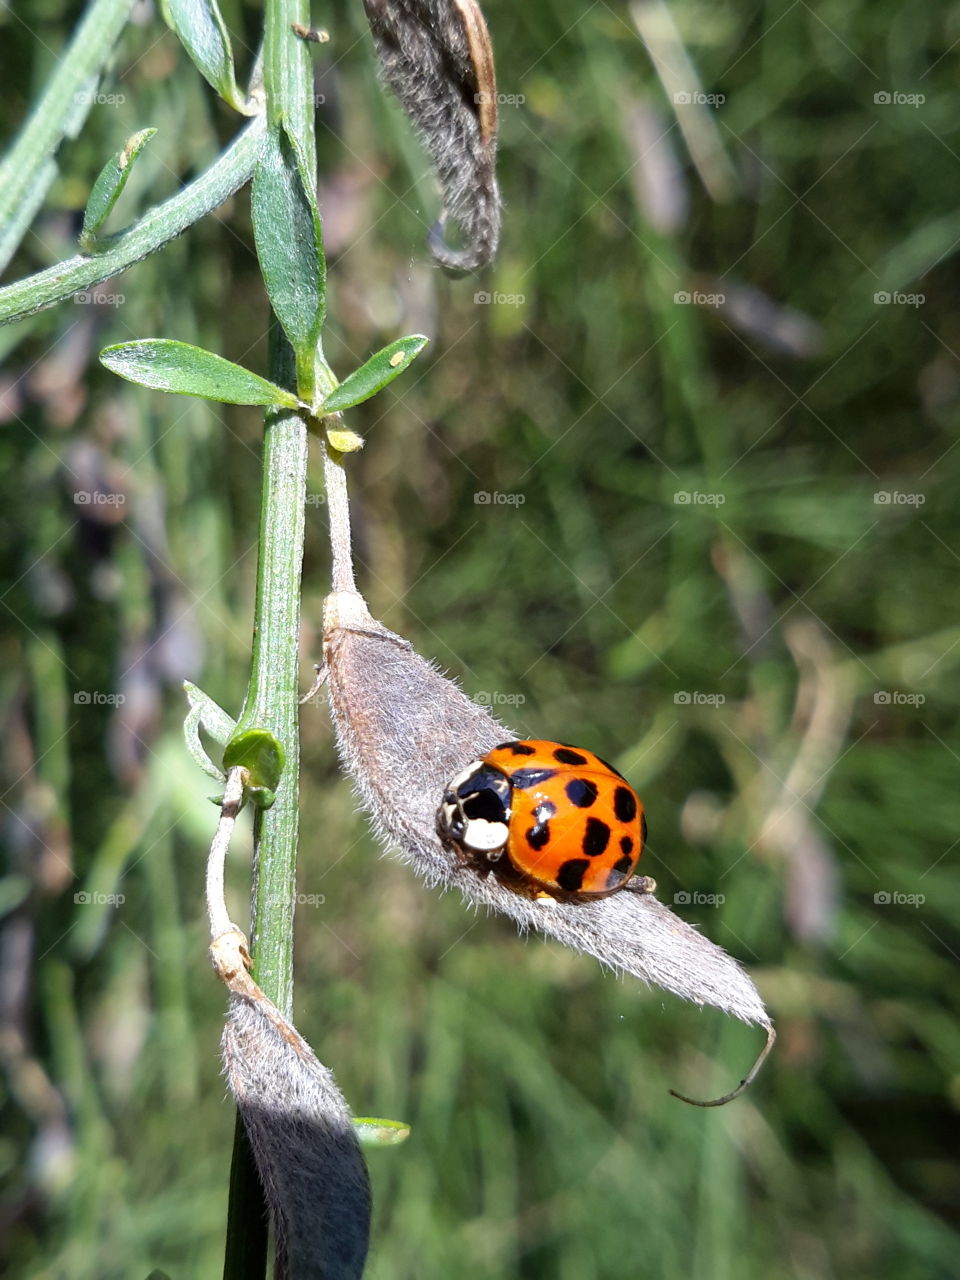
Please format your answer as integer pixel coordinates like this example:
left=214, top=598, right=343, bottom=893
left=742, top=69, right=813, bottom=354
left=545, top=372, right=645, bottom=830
left=437, top=740, right=649, bottom=900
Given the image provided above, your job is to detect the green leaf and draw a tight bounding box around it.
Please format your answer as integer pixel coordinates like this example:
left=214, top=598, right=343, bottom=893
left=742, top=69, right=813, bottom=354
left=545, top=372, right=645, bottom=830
left=183, top=681, right=237, bottom=781
left=163, top=0, right=247, bottom=112
left=320, top=335, right=429, bottom=414
left=81, top=129, right=157, bottom=249
left=251, top=123, right=326, bottom=397
left=100, top=340, right=300, bottom=407
left=222, top=728, right=285, bottom=809
left=352, top=1117, right=412, bottom=1147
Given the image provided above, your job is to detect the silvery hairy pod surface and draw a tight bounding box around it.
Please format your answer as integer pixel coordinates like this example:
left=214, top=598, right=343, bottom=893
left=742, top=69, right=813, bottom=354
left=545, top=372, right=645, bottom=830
left=221, top=980, right=371, bottom=1279
left=323, top=590, right=773, bottom=1055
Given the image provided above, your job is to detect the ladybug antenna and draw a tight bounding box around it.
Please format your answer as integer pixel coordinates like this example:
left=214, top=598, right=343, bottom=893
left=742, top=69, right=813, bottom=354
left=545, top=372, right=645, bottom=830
left=669, top=1022, right=776, bottom=1108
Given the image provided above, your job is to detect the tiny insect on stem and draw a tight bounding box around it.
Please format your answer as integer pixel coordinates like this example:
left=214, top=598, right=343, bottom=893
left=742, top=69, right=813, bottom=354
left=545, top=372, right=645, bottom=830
left=669, top=1021, right=777, bottom=1108
left=291, top=22, right=330, bottom=43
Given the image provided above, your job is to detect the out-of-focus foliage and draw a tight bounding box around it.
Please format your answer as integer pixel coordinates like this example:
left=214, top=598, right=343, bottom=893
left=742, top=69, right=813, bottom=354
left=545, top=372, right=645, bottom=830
left=1, top=1, right=959, bottom=1277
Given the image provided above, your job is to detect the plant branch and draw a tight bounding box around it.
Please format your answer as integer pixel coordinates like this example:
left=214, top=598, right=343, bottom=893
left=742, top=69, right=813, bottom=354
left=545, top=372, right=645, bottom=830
left=206, top=767, right=247, bottom=940
left=223, top=2, right=313, bottom=1274
left=0, top=113, right=267, bottom=326
left=0, top=0, right=136, bottom=273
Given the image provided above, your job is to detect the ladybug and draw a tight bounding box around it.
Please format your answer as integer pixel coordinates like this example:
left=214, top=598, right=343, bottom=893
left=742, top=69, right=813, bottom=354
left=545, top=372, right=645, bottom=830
left=437, top=740, right=650, bottom=900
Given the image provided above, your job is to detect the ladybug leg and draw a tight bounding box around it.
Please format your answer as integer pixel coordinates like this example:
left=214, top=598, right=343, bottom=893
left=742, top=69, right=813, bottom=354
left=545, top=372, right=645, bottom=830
left=624, top=875, right=657, bottom=896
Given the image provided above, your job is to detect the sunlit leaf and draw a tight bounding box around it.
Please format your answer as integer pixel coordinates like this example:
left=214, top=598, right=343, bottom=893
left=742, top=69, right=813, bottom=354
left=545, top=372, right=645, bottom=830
left=251, top=123, right=326, bottom=395
left=100, top=340, right=299, bottom=406
left=320, top=335, right=429, bottom=414
left=163, top=0, right=247, bottom=112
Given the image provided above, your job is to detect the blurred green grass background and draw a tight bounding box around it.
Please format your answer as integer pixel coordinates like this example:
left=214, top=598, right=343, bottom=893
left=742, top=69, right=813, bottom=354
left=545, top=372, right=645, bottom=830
left=2, top=0, right=960, bottom=1276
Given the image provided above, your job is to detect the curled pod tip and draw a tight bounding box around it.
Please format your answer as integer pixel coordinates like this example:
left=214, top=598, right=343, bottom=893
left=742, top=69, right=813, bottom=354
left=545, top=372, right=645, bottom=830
left=362, top=0, right=502, bottom=274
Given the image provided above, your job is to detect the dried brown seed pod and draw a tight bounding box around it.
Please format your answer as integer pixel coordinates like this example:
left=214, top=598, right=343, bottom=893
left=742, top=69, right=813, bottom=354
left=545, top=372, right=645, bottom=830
left=323, top=589, right=774, bottom=1101
left=362, top=0, right=501, bottom=274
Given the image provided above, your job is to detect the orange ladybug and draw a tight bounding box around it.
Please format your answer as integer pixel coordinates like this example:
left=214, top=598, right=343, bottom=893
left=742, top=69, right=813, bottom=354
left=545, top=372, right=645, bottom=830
left=437, top=740, right=648, bottom=900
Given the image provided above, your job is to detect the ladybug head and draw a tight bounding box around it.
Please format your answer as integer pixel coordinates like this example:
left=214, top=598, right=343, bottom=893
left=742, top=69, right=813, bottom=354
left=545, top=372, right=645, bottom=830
left=437, top=761, right=512, bottom=857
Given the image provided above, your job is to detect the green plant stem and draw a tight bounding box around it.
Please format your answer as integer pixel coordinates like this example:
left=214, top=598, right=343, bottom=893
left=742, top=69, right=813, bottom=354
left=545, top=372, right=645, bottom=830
left=242, top=380, right=307, bottom=1011
left=263, top=0, right=316, bottom=179
left=0, top=0, right=135, bottom=273
left=0, top=114, right=266, bottom=325
left=223, top=3, right=313, bottom=1275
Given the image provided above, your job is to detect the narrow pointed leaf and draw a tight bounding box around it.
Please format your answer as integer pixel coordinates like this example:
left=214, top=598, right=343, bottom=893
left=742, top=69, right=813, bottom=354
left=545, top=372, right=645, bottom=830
left=100, top=340, right=299, bottom=407
left=163, top=0, right=247, bottom=112
left=183, top=680, right=236, bottom=780
left=81, top=129, right=157, bottom=249
left=320, top=336, right=429, bottom=414
left=251, top=123, right=326, bottom=392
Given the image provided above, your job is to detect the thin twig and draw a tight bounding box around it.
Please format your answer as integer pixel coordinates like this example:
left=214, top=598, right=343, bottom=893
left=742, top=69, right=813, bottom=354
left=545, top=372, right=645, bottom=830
left=207, top=767, right=248, bottom=941
left=323, top=446, right=357, bottom=593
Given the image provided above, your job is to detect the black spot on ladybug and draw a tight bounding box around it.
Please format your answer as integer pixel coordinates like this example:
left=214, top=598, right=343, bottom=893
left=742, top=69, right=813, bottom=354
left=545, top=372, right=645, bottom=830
left=565, top=777, right=598, bottom=808
left=613, top=853, right=634, bottom=875
left=582, top=817, right=611, bottom=857
left=498, top=741, right=536, bottom=755
left=553, top=747, right=588, bottom=766
left=526, top=823, right=550, bottom=851
left=620, top=836, right=634, bottom=856
left=508, top=767, right=558, bottom=789
left=614, top=786, right=637, bottom=822
left=533, top=801, right=556, bottom=823
left=556, top=858, right=589, bottom=892
left=463, top=788, right=507, bottom=822
left=641, top=813, right=648, bottom=847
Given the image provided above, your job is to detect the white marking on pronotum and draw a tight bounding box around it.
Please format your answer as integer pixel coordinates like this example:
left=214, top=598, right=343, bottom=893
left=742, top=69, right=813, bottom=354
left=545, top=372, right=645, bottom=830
left=462, top=818, right=508, bottom=853
left=448, top=761, right=483, bottom=790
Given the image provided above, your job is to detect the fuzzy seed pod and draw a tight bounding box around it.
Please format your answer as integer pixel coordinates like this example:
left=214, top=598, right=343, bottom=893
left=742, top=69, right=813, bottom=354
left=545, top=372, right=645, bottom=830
left=323, top=590, right=772, bottom=1040
left=362, top=0, right=501, bottom=274
left=218, top=939, right=370, bottom=1278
